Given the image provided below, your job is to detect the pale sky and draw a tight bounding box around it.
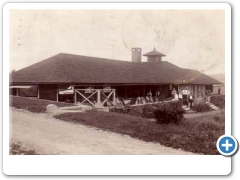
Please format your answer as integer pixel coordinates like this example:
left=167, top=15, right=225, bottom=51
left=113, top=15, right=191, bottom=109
left=9, top=10, right=225, bottom=75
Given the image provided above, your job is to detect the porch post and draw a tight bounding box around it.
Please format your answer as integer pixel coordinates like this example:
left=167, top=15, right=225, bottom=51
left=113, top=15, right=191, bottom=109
left=113, top=90, right=116, bottom=106
left=124, top=86, right=127, bottom=99
left=194, top=85, right=196, bottom=98
left=143, top=86, right=146, bottom=97
left=56, top=90, right=59, bottom=102
left=95, top=89, right=102, bottom=107
left=37, top=85, right=40, bottom=98
left=74, top=90, right=77, bottom=104
left=16, top=88, right=19, bottom=96
left=97, top=90, right=101, bottom=104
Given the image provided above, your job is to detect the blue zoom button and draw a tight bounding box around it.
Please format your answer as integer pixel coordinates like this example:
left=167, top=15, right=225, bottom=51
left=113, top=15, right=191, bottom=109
left=217, top=135, right=238, bottom=156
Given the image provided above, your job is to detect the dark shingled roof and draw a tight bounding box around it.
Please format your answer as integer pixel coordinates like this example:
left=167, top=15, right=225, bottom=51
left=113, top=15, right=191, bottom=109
left=143, top=49, right=166, bottom=57
left=10, top=53, right=221, bottom=85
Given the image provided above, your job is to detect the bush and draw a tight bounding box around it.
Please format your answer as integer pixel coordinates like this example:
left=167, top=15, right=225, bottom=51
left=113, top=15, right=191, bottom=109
left=210, top=95, right=225, bottom=109
left=142, top=104, right=157, bottom=118
left=111, top=100, right=185, bottom=120
left=154, top=103, right=185, bottom=124
left=193, top=101, right=211, bottom=112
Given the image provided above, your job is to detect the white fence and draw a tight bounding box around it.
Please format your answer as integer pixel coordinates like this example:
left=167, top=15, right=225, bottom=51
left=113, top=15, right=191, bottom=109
left=74, top=89, right=116, bottom=107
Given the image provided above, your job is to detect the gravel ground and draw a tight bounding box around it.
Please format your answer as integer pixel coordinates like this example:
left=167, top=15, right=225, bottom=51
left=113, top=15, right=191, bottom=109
left=10, top=108, right=195, bottom=155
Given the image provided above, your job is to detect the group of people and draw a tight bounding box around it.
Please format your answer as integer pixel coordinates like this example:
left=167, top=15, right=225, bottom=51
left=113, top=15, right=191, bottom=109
left=145, top=88, right=194, bottom=109
left=146, top=90, right=161, bottom=102
left=172, top=88, right=194, bottom=109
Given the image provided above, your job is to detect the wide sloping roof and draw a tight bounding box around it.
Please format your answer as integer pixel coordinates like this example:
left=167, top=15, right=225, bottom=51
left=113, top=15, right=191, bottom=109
left=10, top=53, right=221, bottom=85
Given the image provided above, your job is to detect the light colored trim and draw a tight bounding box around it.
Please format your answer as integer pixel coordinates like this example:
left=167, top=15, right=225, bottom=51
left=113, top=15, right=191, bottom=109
left=56, top=90, right=59, bottom=102
left=38, top=85, right=40, bottom=98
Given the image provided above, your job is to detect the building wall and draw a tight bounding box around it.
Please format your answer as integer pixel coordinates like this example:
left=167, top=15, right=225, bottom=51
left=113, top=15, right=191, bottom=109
left=113, top=85, right=170, bottom=99
left=39, top=84, right=58, bottom=101
left=9, top=88, right=17, bottom=96
left=213, top=84, right=225, bottom=95
left=178, top=84, right=206, bottom=98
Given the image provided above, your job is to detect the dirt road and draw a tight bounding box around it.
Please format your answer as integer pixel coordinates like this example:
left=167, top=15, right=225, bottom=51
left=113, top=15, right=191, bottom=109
left=10, top=109, right=194, bottom=155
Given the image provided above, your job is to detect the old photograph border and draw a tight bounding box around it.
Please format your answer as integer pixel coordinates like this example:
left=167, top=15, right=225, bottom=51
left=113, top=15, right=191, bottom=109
left=3, top=2, right=231, bottom=175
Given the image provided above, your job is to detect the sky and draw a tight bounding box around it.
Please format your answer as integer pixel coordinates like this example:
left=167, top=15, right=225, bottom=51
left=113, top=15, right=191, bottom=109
left=9, top=9, right=225, bottom=75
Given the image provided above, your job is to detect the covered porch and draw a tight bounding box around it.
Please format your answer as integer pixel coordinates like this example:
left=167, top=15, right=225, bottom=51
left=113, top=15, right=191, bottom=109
left=9, top=83, right=216, bottom=108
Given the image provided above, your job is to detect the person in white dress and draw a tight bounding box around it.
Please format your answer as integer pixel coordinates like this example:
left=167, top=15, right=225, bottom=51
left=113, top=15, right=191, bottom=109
left=174, top=93, right=179, bottom=100
left=178, top=91, right=183, bottom=105
left=172, top=88, right=177, bottom=98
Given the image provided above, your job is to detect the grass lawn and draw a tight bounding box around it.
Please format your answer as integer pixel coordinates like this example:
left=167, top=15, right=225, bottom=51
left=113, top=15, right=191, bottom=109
left=10, top=96, right=75, bottom=113
left=54, top=111, right=224, bottom=155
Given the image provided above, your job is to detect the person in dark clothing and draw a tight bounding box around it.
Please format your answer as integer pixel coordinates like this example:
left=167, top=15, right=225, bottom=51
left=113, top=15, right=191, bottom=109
left=178, top=90, right=183, bottom=105
left=189, top=94, right=193, bottom=109
left=218, top=87, right=221, bottom=95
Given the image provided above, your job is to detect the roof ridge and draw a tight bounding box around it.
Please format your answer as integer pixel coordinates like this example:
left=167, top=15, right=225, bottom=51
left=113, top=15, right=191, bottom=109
left=57, top=53, right=133, bottom=63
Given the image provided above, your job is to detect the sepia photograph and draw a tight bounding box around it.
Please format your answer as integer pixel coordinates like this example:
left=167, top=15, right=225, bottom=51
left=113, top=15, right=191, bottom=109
left=9, top=7, right=226, bottom=156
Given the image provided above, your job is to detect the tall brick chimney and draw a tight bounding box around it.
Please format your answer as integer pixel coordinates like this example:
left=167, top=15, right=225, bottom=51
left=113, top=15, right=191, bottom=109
left=132, top=48, right=142, bottom=62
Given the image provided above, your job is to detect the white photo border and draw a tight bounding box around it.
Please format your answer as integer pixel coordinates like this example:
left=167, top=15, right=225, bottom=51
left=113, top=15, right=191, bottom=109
left=3, top=2, right=231, bottom=175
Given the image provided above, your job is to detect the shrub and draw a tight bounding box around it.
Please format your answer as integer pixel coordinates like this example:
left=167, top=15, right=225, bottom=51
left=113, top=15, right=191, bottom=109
left=193, top=101, right=211, bottom=112
left=154, top=103, right=185, bottom=124
left=142, top=104, right=157, bottom=118
left=110, top=100, right=185, bottom=120
left=210, top=95, right=225, bottom=109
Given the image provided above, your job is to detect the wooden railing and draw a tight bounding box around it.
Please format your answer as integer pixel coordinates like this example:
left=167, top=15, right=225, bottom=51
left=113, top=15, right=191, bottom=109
left=74, top=89, right=116, bottom=107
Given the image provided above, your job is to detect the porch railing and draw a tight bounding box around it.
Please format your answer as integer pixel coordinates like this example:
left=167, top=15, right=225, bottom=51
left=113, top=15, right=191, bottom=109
left=74, top=89, right=116, bottom=107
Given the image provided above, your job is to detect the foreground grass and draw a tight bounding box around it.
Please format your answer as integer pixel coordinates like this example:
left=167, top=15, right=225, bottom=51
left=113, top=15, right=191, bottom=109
left=10, top=96, right=74, bottom=113
left=54, top=111, right=224, bottom=155
left=10, top=142, right=39, bottom=155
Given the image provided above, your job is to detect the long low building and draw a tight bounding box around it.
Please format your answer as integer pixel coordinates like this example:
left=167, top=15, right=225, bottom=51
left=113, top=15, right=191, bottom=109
left=10, top=48, right=221, bottom=106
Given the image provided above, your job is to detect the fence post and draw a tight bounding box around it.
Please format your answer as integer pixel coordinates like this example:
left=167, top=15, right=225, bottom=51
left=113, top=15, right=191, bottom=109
left=95, top=90, right=102, bottom=107
left=37, top=85, right=40, bottom=98
left=74, top=90, right=77, bottom=104
left=113, top=90, right=116, bottom=106
left=56, top=90, right=59, bottom=102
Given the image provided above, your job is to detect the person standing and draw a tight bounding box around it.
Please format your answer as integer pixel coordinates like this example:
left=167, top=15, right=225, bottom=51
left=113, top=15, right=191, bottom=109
left=182, top=89, right=189, bottom=106
left=155, top=90, right=160, bottom=102
left=147, top=90, right=153, bottom=102
left=174, top=92, right=179, bottom=100
left=218, top=87, right=221, bottom=95
left=189, top=94, right=193, bottom=109
left=172, top=88, right=177, bottom=98
left=178, top=90, right=183, bottom=105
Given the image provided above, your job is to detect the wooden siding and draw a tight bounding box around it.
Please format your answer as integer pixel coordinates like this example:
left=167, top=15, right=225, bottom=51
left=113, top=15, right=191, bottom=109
left=179, top=84, right=207, bottom=98
left=39, top=85, right=58, bottom=101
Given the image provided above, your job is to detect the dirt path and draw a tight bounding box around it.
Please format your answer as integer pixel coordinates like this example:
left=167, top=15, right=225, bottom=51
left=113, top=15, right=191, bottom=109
left=10, top=109, right=194, bottom=155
